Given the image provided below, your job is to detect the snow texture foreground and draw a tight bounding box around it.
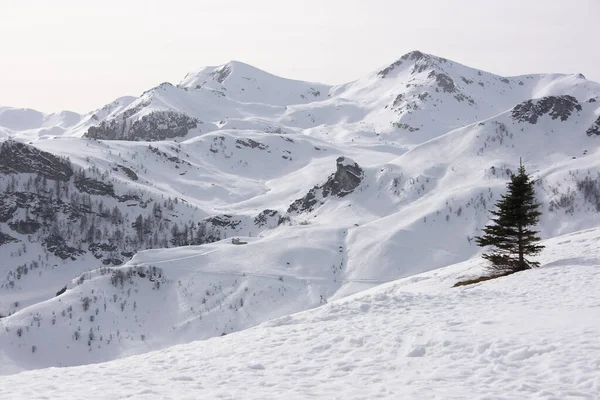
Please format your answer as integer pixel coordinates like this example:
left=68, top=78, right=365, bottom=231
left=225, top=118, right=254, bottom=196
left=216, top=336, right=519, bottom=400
left=1, top=229, right=599, bottom=399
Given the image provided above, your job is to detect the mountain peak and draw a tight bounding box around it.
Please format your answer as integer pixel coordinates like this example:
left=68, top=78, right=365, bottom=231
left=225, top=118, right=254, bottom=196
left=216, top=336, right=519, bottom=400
left=377, top=50, right=450, bottom=78
left=209, top=60, right=262, bottom=83
left=180, top=60, right=281, bottom=88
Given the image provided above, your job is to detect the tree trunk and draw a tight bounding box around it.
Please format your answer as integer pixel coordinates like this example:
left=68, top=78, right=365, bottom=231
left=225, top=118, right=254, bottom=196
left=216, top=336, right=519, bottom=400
left=518, top=224, right=524, bottom=266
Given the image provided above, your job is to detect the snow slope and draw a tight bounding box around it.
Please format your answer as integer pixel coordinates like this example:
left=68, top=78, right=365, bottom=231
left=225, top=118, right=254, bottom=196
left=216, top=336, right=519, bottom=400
left=1, top=228, right=599, bottom=399
left=1, top=51, right=600, bottom=374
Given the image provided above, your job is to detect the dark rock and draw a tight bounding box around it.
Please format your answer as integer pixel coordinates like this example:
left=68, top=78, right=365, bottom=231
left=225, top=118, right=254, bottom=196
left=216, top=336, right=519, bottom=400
left=55, top=286, right=67, bottom=297
left=322, top=157, right=364, bottom=197
left=393, top=123, right=420, bottom=132
left=0, top=231, right=19, bottom=246
left=75, top=177, right=116, bottom=197
left=392, top=94, right=404, bottom=108
left=102, top=258, right=123, bottom=266
left=205, top=214, right=242, bottom=229
left=512, top=95, right=582, bottom=124
left=235, top=139, right=269, bottom=150
left=287, top=189, right=319, bottom=214
left=210, top=65, right=231, bottom=84
left=586, top=116, right=600, bottom=137
left=118, top=165, right=138, bottom=181
left=0, top=194, right=18, bottom=223
left=9, top=219, right=41, bottom=234
left=0, top=191, right=96, bottom=223
left=85, top=111, right=199, bottom=141
left=287, top=157, right=364, bottom=214
left=147, top=146, right=192, bottom=166
left=378, top=50, right=449, bottom=78
left=428, top=71, right=456, bottom=93
left=88, top=242, right=118, bottom=259
left=254, top=209, right=283, bottom=227
left=0, top=140, right=73, bottom=181
left=378, top=50, right=432, bottom=78
left=43, top=234, right=85, bottom=260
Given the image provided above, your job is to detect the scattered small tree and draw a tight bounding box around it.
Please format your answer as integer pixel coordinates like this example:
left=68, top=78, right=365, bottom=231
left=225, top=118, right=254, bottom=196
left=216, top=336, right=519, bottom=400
left=475, top=161, right=544, bottom=274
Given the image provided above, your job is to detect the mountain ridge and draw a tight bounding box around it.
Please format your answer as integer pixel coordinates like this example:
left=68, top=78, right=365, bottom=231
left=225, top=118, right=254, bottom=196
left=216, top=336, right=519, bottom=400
left=1, top=51, right=600, bottom=373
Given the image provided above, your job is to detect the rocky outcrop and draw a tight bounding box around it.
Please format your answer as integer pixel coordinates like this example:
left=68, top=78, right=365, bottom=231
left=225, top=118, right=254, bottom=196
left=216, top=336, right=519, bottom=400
left=254, top=209, right=286, bottom=228
left=323, top=157, right=364, bottom=197
left=235, top=138, right=269, bottom=150
left=0, top=192, right=92, bottom=223
left=210, top=65, right=232, bottom=84
left=378, top=51, right=448, bottom=78
left=586, top=116, right=600, bottom=137
left=428, top=71, right=456, bottom=93
left=512, top=95, right=582, bottom=124
left=205, top=214, right=242, bottom=229
left=74, top=175, right=142, bottom=202
left=85, top=111, right=199, bottom=141
left=75, top=176, right=116, bottom=197
left=0, top=140, right=73, bottom=181
left=117, top=165, right=138, bottom=181
left=9, top=219, right=41, bottom=235
left=288, top=157, right=364, bottom=213
left=43, top=234, right=85, bottom=260
left=0, top=231, right=18, bottom=246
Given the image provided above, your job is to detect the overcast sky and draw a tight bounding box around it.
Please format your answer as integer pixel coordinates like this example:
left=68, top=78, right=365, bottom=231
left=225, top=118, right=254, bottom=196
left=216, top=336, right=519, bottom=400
left=1, top=0, right=598, bottom=113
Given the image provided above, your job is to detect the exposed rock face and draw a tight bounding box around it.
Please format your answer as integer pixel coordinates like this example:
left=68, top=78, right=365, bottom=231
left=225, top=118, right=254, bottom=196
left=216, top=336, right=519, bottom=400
left=205, top=214, right=241, bottom=229
left=74, top=176, right=116, bottom=197
left=287, top=157, right=364, bottom=213
left=323, top=157, right=364, bottom=197
left=9, top=219, right=41, bottom=235
left=512, top=95, right=582, bottom=124
left=586, top=116, right=600, bottom=137
left=85, top=111, right=199, bottom=141
left=378, top=50, right=448, bottom=78
left=43, top=234, right=85, bottom=260
left=0, top=231, right=18, bottom=246
left=235, top=139, right=269, bottom=150
left=88, top=243, right=118, bottom=259
left=210, top=65, right=231, bottom=84
left=394, top=123, right=420, bottom=132
left=74, top=175, right=141, bottom=202
left=254, top=209, right=286, bottom=228
left=118, top=165, right=138, bottom=181
left=0, top=192, right=92, bottom=223
left=428, top=71, right=456, bottom=93
left=0, top=140, right=73, bottom=181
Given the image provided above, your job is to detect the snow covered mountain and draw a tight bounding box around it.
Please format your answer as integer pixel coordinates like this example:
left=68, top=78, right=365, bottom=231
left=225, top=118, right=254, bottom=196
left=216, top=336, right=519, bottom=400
left=1, top=51, right=600, bottom=375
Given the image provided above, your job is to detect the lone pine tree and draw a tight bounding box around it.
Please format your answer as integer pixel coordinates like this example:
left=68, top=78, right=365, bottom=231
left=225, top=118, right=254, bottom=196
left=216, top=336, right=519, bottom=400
left=475, top=161, right=544, bottom=274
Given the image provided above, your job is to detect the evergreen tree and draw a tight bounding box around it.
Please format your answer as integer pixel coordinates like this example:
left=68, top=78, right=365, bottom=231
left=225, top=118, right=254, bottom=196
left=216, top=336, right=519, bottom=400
left=475, top=161, right=544, bottom=274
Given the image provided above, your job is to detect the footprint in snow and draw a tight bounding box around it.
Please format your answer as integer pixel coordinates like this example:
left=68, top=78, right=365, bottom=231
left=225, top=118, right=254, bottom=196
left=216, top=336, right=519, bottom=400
left=406, top=345, right=427, bottom=357
left=248, top=363, right=265, bottom=370
left=171, top=376, right=194, bottom=382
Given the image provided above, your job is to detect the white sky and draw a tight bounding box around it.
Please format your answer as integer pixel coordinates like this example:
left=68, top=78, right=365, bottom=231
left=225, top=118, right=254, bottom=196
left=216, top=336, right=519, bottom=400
left=1, top=0, right=598, bottom=113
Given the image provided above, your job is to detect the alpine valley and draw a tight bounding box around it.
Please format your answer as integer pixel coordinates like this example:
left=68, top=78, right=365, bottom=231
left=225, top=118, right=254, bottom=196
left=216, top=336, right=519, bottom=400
left=1, top=51, right=600, bottom=389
